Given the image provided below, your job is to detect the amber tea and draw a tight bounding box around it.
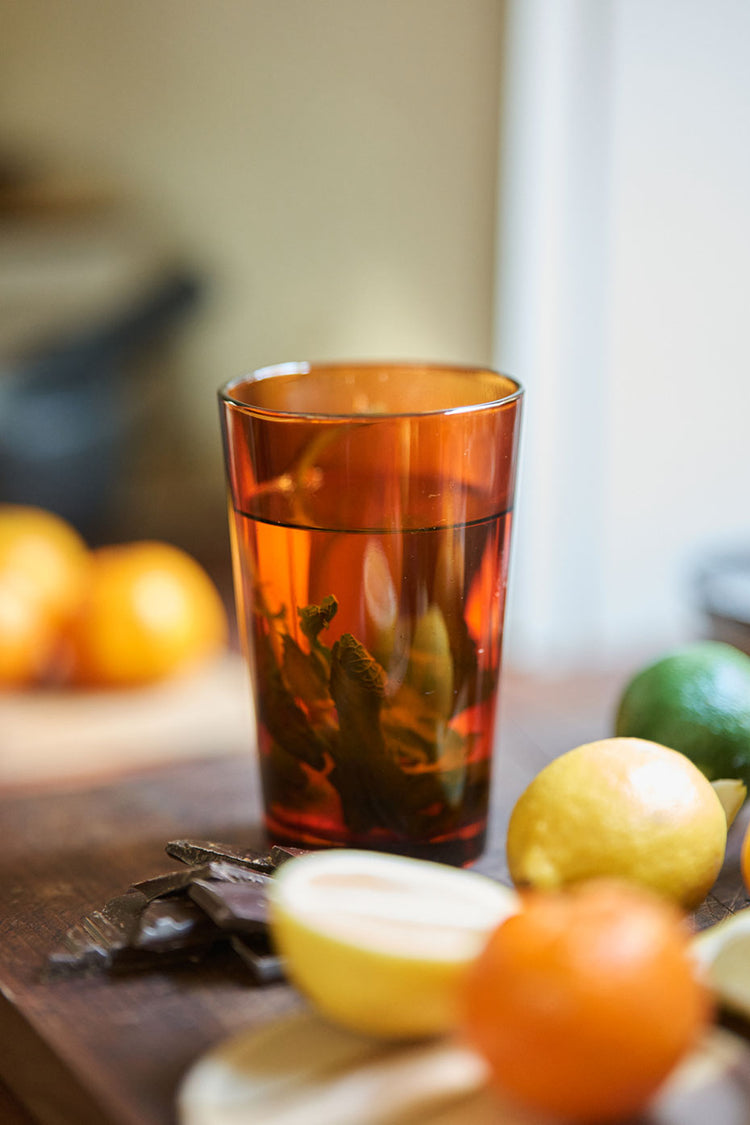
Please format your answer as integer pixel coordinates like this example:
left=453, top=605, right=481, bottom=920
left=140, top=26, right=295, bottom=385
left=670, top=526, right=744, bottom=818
left=220, top=363, right=522, bottom=866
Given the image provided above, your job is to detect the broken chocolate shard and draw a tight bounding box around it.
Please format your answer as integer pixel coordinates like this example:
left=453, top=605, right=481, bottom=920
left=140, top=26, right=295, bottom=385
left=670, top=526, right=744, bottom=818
left=131, top=861, right=271, bottom=903
left=132, top=898, right=218, bottom=953
left=46, top=923, right=112, bottom=977
left=47, top=890, right=151, bottom=977
left=131, top=868, right=209, bottom=901
left=188, top=879, right=268, bottom=933
left=98, top=896, right=221, bottom=974
left=269, top=845, right=310, bottom=867
left=78, top=890, right=149, bottom=954
left=47, top=890, right=223, bottom=978
left=165, top=839, right=276, bottom=872
left=47, top=840, right=294, bottom=981
left=230, top=935, right=285, bottom=984
left=203, top=862, right=273, bottom=887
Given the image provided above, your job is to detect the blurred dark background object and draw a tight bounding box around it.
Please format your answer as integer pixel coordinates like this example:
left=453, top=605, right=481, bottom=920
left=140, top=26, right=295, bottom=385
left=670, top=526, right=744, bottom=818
left=0, top=270, right=201, bottom=541
left=696, top=552, right=750, bottom=657
left=0, top=153, right=205, bottom=544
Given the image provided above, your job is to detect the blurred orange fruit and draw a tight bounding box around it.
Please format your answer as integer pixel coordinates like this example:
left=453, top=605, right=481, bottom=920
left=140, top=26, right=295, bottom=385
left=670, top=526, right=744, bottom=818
left=0, top=505, right=89, bottom=687
left=740, top=820, right=750, bottom=895
left=0, top=504, right=88, bottom=626
left=0, top=580, right=60, bottom=687
left=68, top=541, right=228, bottom=687
left=461, top=880, right=711, bottom=1123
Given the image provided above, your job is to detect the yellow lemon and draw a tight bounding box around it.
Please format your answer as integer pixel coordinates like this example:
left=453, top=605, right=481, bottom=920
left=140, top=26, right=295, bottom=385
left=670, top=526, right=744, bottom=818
left=268, top=849, right=517, bottom=1040
left=506, top=738, right=727, bottom=910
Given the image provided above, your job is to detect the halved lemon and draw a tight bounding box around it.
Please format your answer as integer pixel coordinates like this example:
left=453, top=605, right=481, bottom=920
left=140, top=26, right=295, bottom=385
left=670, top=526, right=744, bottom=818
left=268, top=849, right=517, bottom=1040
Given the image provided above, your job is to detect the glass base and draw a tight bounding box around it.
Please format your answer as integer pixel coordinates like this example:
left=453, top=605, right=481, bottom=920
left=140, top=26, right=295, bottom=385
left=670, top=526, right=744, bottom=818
left=264, top=814, right=486, bottom=868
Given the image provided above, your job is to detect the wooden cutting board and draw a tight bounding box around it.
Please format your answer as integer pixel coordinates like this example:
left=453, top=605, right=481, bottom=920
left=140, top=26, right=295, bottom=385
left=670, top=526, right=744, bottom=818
left=0, top=655, right=253, bottom=787
left=0, top=723, right=748, bottom=1123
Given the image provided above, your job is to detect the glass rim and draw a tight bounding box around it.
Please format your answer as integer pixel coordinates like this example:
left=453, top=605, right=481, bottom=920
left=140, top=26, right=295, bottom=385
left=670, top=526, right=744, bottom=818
left=218, top=360, right=523, bottom=421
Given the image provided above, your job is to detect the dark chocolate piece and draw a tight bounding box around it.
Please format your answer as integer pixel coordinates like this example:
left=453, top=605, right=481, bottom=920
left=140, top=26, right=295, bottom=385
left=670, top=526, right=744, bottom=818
left=96, top=890, right=149, bottom=936
left=47, top=925, right=113, bottom=977
left=77, top=890, right=149, bottom=953
left=188, top=879, right=268, bottom=933
left=269, top=845, right=309, bottom=867
left=203, top=862, right=273, bottom=887
left=132, top=861, right=272, bottom=902
left=47, top=890, right=150, bottom=976
left=48, top=892, right=221, bottom=977
left=131, top=868, right=209, bottom=901
left=132, top=898, right=218, bottom=953
left=165, top=839, right=276, bottom=872
left=230, top=935, right=285, bottom=984
left=79, top=898, right=218, bottom=974
left=48, top=841, right=294, bottom=982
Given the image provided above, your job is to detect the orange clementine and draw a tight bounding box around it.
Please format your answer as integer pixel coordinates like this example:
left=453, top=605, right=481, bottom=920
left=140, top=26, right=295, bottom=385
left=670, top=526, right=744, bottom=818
left=460, top=880, right=711, bottom=1123
left=0, top=579, right=60, bottom=688
left=740, top=820, right=750, bottom=895
left=0, top=505, right=89, bottom=687
left=0, top=504, right=88, bottom=626
left=68, top=541, right=228, bottom=687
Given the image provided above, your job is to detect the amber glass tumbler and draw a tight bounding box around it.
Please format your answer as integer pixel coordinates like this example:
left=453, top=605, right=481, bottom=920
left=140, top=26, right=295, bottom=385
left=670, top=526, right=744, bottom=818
left=219, top=362, right=522, bottom=865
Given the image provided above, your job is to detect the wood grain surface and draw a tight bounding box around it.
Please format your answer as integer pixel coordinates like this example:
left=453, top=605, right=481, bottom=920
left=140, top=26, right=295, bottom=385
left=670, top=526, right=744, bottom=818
left=0, top=673, right=748, bottom=1125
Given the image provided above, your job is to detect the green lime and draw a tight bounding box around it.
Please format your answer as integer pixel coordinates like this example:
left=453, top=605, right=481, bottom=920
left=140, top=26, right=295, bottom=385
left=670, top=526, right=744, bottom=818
left=615, top=641, right=750, bottom=785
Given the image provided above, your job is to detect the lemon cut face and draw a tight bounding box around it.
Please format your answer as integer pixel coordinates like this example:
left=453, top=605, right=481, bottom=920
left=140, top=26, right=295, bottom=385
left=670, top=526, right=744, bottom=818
left=506, top=738, right=727, bottom=910
left=269, top=849, right=517, bottom=1040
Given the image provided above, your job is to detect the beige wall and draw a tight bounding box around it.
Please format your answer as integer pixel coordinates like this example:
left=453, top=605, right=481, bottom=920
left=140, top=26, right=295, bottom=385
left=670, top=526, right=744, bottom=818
left=1, top=0, right=504, bottom=477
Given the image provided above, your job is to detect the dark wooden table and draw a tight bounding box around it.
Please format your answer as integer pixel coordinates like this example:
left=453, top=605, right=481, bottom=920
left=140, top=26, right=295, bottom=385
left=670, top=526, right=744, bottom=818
left=0, top=671, right=747, bottom=1124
